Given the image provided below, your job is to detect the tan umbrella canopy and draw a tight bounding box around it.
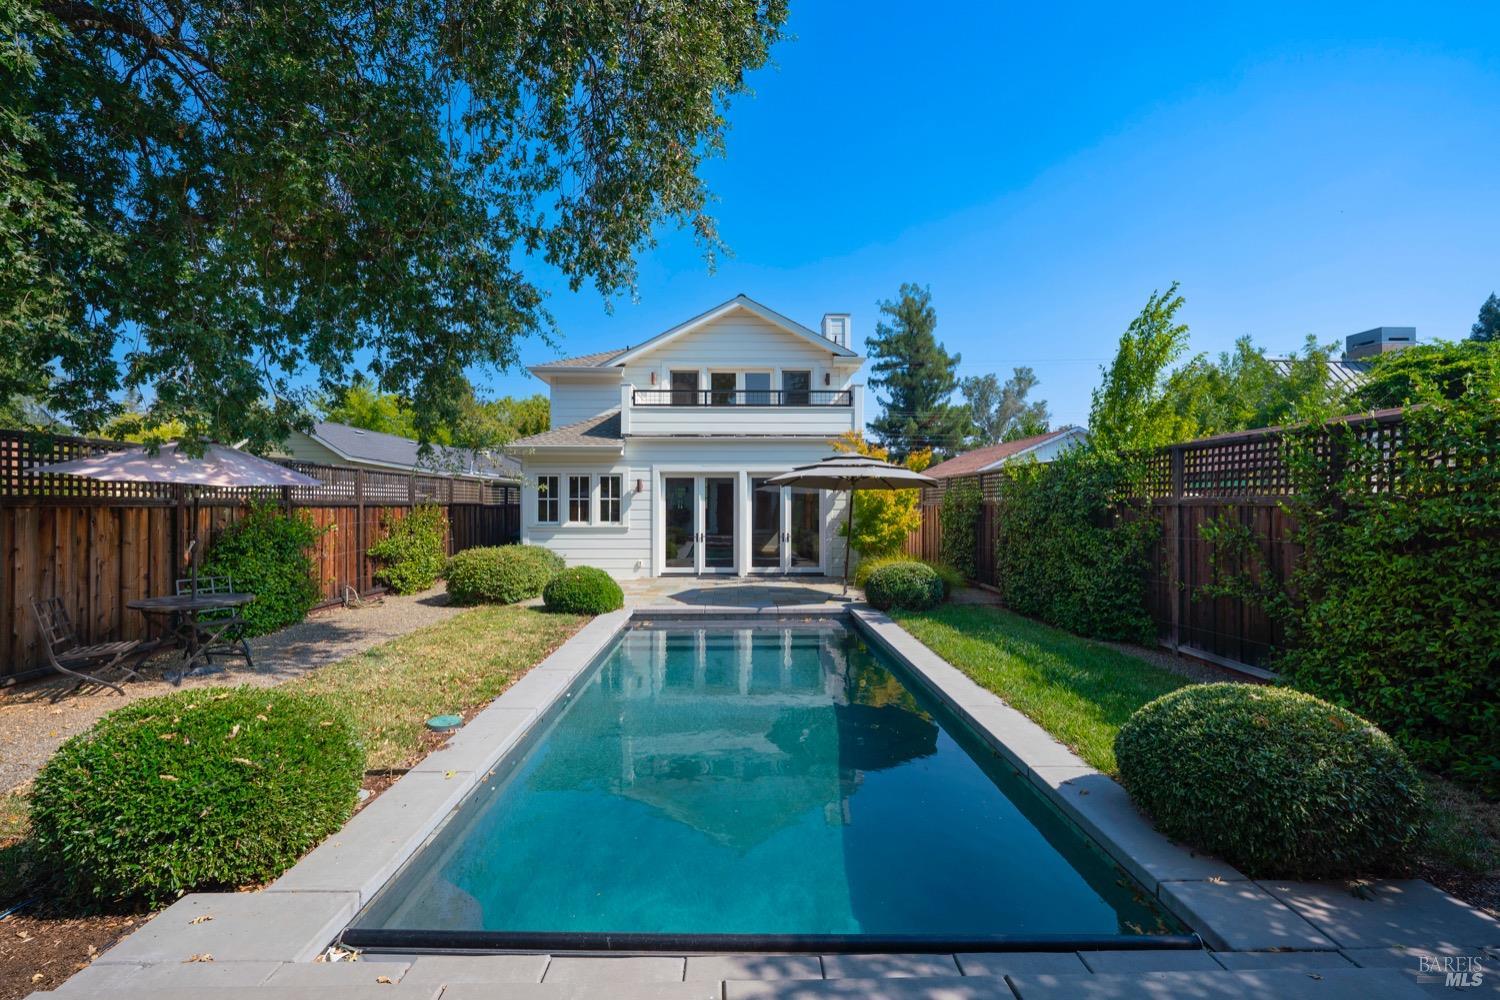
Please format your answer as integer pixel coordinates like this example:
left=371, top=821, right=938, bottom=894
left=766, top=454, right=937, bottom=591
left=30, top=443, right=319, bottom=586
left=28, top=442, right=318, bottom=487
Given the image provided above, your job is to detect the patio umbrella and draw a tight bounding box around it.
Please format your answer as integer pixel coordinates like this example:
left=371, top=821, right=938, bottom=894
left=29, top=442, right=318, bottom=586
left=766, top=454, right=937, bottom=592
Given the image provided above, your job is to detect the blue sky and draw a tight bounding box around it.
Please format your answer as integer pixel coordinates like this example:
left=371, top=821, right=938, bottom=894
left=478, top=2, right=1500, bottom=429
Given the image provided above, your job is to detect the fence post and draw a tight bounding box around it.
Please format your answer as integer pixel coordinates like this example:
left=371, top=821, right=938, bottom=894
left=355, top=469, right=366, bottom=594
left=1167, top=445, right=1185, bottom=651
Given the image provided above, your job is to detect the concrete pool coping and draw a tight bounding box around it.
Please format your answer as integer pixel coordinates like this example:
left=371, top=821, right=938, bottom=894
left=49, top=604, right=1496, bottom=999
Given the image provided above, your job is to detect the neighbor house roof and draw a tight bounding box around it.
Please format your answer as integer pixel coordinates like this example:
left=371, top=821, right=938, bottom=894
left=1268, top=357, right=1369, bottom=393
left=506, top=410, right=624, bottom=451
left=924, top=427, right=1086, bottom=479
left=305, top=421, right=520, bottom=479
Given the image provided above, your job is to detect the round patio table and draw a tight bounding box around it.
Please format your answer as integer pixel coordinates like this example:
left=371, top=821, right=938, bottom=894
left=127, top=592, right=255, bottom=678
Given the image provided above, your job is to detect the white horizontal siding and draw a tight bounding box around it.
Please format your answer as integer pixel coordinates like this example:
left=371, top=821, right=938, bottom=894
left=629, top=404, right=856, bottom=438
left=549, top=378, right=621, bottom=429
left=520, top=461, right=652, bottom=576
left=620, top=313, right=853, bottom=392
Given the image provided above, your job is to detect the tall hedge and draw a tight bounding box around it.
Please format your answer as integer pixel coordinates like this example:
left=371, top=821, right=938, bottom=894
left=939, top=477, right=983, bottom=581
left=200, top=503, right=325, bottom=635
left=1272, top=394, right=1500, bottom=792
left=993, top=449, right=1157, bottom=642
left=368, top=503, right=448, bottom=594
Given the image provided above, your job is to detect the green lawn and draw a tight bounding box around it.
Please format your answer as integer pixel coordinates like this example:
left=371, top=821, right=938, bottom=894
left=891, top=604, right=1189, bottom=775
left=291, top=604, right=586, bottom=770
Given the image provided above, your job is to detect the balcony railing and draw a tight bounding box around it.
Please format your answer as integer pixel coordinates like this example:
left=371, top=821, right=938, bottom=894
left=632, top=389, right=853, bottom=407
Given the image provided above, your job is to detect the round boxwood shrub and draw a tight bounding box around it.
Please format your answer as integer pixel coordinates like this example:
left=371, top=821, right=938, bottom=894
left=543, top=566, right=624, bottom=614
left=445, top=544, right=563, bottom=605
left=864, top=560, right=945, bottom=611
left=1115, top=683, right=1426, bottom=878
left=30, top=687, right=363, bottom=906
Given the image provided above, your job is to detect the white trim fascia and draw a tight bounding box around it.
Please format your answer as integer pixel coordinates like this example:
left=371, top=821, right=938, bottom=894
left=609, top=295, right=859, bottom=367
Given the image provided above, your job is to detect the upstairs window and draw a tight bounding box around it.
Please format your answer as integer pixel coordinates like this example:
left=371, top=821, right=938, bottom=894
left=710, top=372, right=737, bottom=406
left=600, top=475, right=623, bottom=524
left=744, top=371, right=772, bottom=405
left=568, top=475, right=591, bottom=524
left=536, top=475, right=559, bottom=524
left=670, top=370, right=699, bottom=405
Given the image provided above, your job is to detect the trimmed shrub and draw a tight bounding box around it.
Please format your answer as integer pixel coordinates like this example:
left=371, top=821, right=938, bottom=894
left=855, top=555, right=962, bottom=598
left=30, top=688, right=363, bottom=906
left=200, top=503, right=325, bottom=635
left=1115, top=683, right=1426, bottom=878
left=367, top=503, right=448, bottom=595
left=543, top=566, right=624, bottom=614
left=445, top=544, right=563, bottom=605
left=865, top=561, right=945, bottom=612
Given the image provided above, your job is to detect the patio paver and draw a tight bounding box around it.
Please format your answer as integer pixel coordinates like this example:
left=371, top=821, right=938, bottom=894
left=821, top=954, right=963, bottom=978
left=260, top=961, right=414, bottom=986
left=1160, top=880, right=1337, bottom=951
left=1260, top=880, right=1500, bottom=951
left=725, top=976, right=1012, bottom=999
left=1007, top=968, right=1429, bottom=999
left=685, top=954, right=824, bottom=980
left=442, top=985, right=721, bottom=1000
left=400, top=954, right=551, bottom=986
left=541, top=955, right=687, bottom=983
left=954, top=953, right=1090, bottom=976
left=1211, top=951, right=1357, bottom=971
left=1078, top=949, right=1223, bottom=973
left=90, top=892, right=359, bottom=966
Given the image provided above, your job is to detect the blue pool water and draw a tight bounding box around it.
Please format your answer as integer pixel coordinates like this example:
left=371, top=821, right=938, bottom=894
left=349, top=620, right=1175, bottom=942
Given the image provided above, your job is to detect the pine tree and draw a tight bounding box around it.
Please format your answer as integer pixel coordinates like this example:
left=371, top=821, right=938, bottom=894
left=1471, top=293, right=1499, bottom=342
left=865, top=284, right=972, bottom=459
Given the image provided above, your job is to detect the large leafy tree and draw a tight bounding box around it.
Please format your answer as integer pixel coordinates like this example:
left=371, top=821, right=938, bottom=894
left=864, top=283, right=971, bottom=460
left=321, top=375, right=549, bottom=449
left=2, top=0, right=787, bottom=448
left=1167, top=335, right=1342, bottom=435
left=1087, top=284, right=1195, bottom=452
left=1471, top=292, right=1499, bottom=343
left=1348, top=340, right=1500, bottom=409
left=960, top=368, right=1049, bottom=446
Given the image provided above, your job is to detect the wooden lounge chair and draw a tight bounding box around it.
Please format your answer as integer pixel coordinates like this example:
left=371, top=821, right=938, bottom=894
left=175, top=576, right=253, bottom=669
left=29, top=597, right=147, bottom=696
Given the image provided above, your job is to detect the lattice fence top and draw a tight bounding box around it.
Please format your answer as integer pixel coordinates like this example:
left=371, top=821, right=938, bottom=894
left=917, top=408, right=1414, bottom=502
left=0, top=429, right=514, bottom=506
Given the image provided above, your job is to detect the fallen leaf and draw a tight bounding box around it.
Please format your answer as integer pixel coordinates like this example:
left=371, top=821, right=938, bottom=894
left=184, top=953, right=214, bottom=963
left=444, top=770, right=456, bottom=779
left=1207, top=875, right=1226, bottom=885
left=231, top=757, right=256, bottom=767
left=159, top=774, right=178, bottom=781
left=226, top=724, right=241, bottom=740
left=31, top=973, right=42, bottom=983
left=376, top=975, right=395, bottom=984
left=256, top=714, right=269, bottom=721
left=188, top=915, right=213, bottom=925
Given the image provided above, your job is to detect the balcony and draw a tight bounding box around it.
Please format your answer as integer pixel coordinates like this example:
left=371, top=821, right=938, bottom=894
left=622, top=385, right=862, bottom=438
left=631, top=389, right=853, bottom=407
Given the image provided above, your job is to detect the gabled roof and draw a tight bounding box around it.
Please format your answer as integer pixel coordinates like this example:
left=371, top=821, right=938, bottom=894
left=306, top=421, right=520, bottom=479
left=530, top=295, right=859, bottom=376
left=505, top=410, right=623, bottom=452
left=924, top=427, right=1086, bottom=479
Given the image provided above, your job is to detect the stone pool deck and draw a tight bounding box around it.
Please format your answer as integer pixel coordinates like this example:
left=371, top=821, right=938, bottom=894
left=32, top=602, right=1499, bottom=1000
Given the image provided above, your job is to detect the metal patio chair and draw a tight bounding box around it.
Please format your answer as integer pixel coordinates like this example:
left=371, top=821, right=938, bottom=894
left=29, top=596, right=147, bottom=696
left=175, top=576, right=254, bottom=669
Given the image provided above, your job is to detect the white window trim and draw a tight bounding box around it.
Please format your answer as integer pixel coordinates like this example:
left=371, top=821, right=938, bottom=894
left=566, top=474, right=593, bottom=525
left=599, top=474, right=623, bottom=525
left=536, top=475, right=560, bottom=525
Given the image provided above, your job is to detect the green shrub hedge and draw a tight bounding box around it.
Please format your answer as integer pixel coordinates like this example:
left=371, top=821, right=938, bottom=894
left=939, top=477, right=983, bottom=580
left=445, top=544, right=563, bottom=604
left=367, top=503, right=448, bottom=594
left=855, top=555, right=961, bottom=597
left=865, top=561, right=945, bottom=611
left=30, top=688, right=363, bottom=906
left=994, top=448, right=1157, bottom=642
left=542, top=566, right=624, bottom=614
left=200, top=503, right=325, bottom=635
left=1115, top=683, right=1425, bottom=878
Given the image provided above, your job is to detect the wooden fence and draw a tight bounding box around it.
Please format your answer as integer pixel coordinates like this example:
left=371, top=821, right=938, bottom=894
left=905, top=409, right=1410, bottom=675
left=1, top=430, right=520, bottom=683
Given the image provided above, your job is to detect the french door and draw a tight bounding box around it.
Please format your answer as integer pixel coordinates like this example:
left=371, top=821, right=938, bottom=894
left=663, top=476, right=737, bottom=574
left=750, top=478, right=822, bottom=573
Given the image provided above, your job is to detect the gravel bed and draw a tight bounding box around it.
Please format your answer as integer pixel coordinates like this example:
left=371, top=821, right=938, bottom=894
left=0, top=587, right=463, bottom=795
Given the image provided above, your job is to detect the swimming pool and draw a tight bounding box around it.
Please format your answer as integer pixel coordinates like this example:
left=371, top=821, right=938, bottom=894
left=343, top=618, right=1183, bottom=951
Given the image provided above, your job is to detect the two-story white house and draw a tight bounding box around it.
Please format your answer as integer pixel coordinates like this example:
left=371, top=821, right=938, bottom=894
left=506, top=295, right=864, bottom=579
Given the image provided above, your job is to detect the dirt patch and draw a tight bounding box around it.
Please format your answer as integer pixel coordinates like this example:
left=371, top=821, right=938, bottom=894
left=0, top=911, right=144, bottom=1000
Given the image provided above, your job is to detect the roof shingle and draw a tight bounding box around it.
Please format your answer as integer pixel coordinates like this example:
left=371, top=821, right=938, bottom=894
left=505, top=410, right=623, bottom=451
left=924, top=428, right=1080, bottom=479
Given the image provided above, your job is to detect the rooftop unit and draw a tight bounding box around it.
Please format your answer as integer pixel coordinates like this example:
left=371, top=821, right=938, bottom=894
left=1344, top=326, right=1416, bottom=362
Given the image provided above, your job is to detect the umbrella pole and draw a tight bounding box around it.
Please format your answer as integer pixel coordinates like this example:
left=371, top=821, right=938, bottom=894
left=843, top=486, right=856, bottom=595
